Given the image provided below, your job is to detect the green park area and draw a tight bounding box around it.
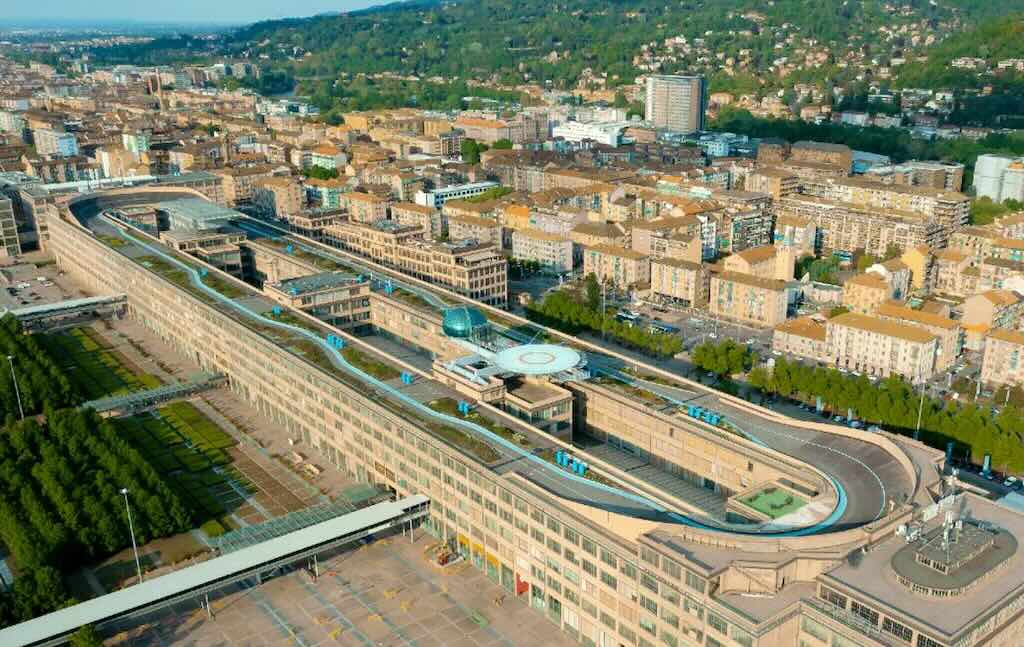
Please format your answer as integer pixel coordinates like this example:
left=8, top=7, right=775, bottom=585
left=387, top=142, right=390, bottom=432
left=115, top=402, right=246, bottom=538
left=739, top=487, right=807, bottom=520
left=42, top=327, right=161, bottom=400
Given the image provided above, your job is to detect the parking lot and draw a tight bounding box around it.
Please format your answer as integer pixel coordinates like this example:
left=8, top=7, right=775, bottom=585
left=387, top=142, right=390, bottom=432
left=113, top=532, right=562, bottom=647
left=627, top=301, right=775, bottom=355
left=0, top=256, right=74, bottom=311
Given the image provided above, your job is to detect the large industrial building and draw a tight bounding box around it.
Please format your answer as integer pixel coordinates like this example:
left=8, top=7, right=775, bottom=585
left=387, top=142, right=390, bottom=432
left=39, top=186, right=1024, bottom=647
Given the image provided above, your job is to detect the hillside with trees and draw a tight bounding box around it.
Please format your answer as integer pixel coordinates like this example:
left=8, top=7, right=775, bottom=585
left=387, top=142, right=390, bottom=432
left=73, top=1, right=1024, bottom=111
left=896, top=15, right=1024, bottom=90
left=710, top=106, right=1024, bottom=182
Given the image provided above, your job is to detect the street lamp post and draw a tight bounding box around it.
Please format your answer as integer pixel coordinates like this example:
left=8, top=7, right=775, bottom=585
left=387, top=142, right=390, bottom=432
left=121, top=488, right=143, bottom=585
left=915, top=387, right=926, bottom=440
left=6, top=356, right=24, bottom=421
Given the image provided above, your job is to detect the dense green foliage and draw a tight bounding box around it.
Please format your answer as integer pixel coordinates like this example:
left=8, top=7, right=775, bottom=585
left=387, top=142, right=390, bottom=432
left=460, top=138, right=489, bottom=165
left=0, top=409, right=193, bottom=627
left=970, top=197, right=1024, bottom=225
left=691, top=340, right=758, bottom=378
left=794, top=255, right=841, bottom=284
left=306, top=77, right=526, bottom=117
left=0, top=315, right=79, bottom=424
left=69, top=625, right=104, bottom=647
left=218, top=70, right=295, bottom=96
left=897, top=17, right=1024, bottom=89
left=712, top=107, right=1024, bottom=179
left=213, top=0, right=1024, bottom=91
left=526, top=282, right=682, bottom=358
left=304, top=165, right=339, bottom=180
left=465, top=186, right=513, bottom=203
left=748, top=358, right=1024, bottom=472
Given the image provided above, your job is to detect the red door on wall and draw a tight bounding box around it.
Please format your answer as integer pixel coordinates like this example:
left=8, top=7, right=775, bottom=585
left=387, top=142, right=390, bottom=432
left=515, top=574, right=529, bottom=596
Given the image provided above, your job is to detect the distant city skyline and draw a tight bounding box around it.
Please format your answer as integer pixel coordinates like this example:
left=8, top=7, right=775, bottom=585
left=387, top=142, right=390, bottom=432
left=3, top=0, right=389, bottom=26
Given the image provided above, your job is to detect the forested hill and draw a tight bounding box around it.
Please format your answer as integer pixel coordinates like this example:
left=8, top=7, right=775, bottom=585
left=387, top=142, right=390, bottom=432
left=210, top=0, right=1024, bottom=89
left=897, top=15, right=1024, bottom=89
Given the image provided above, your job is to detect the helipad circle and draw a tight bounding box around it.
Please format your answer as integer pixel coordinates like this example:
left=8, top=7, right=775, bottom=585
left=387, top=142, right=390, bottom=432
left=493, top=344, right=583, bottom=375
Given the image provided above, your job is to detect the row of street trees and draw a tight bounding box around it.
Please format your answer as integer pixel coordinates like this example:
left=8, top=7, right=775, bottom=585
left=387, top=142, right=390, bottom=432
left=525, top=280, right=682, bottom=358
left=690, top=340, right=759, bottom=377
left=0, top=315, right=79, bottom=424
left=0, top=408, right=194, bottom=628
left=747, top=356, right=1024, bottom=472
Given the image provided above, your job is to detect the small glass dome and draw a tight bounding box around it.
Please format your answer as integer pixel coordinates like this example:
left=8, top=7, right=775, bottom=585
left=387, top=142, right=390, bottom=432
left=442, top=306, right=490, bottom=338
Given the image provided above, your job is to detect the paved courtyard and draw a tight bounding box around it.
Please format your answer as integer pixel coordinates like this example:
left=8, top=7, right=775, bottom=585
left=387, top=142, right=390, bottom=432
left=112, top=532, right=565, bottom=647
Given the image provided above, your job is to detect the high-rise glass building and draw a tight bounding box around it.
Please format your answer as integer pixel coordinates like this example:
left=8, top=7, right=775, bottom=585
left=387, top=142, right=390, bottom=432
left=644, top=75, right=706, bottom=134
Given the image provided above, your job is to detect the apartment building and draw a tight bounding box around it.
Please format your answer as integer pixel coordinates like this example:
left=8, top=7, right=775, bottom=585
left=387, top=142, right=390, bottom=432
left=790, top=141, right=853, bottom=173
left=745, top=168, right=798, bottom=200
left=773, top=213, right=817, bottom=258
left=717, top=207, right=774, bottom=254
left=900, top=160, right=965, bottom=192
left=253, top=176, right=304, bottom=218
left=324, top=219, right=426, bottom=266
left=264, top=272, right=371, bottom=329
left=392, top=202, right=442, bottom=239
left=449, top=213, right=503, bottom=248
left=344, top=191, right=390, bottom=224
left=775, top=195, right=943, bottom=258
left=875, top=302, right=962, bottom=372
left=631, top=215, right=706, bottom=259
left=33, top=128, right=78, bottom=158
left=649, top=257, right=709, bottom=308
left=981, top=329, right=1024, bottom=387
left=826, top=312, right=939, bottom=382
left=709, top=271, right=788, bottom=327
left=962, top=289, right=1024, bottom=351
left=722, top=245, right=794, bottom=282
left=866, top=259, right=912, bottom=300
left=305, top=177, right=349, bottom=210
left=323, top=220, right=507, bottom=306
left=930, top=249, right=974, bottom=297
left=570, top=222, right=628, bottom=250
left=394, top=240, right=508, bottom=307
left=979, top=257, right=1024, bottom=292
left=973, top=154, right=1024, bottom=202
left=0, top=196, right=18, bottom=257
left=801, top=176, right=970, bottom=240
left=644, top=75, right=706, bottom=134
left=213, top=165, right=281, bottom=206
left=842, top=273, right=894, bottom=314
left=948, top=227, right=1024, bottom=266
left=454, top=117, right=511, bottom=144
left=900, top=245, right=933, bottom=291
left=511, top=228, right=574, bottom=273
left=583, top=244, right=651, bottom=290
left=772, top=316, right=828, bottom=362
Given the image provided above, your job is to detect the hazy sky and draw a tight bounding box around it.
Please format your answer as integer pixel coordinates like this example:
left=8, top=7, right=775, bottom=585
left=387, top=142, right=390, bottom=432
left=6, top=0, right=387, bottom=25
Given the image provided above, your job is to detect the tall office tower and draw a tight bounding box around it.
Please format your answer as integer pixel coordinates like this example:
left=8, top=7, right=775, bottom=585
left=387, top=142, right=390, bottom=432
left=644, top=74, right=707, bottom=134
